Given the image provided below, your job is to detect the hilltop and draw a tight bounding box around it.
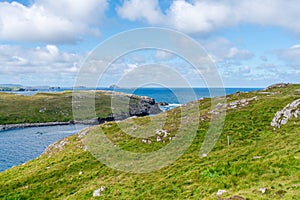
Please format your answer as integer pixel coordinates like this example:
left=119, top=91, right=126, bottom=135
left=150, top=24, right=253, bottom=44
left=0, top=91, right=161, bottom=127
left=0, top=84, right=299, bottom=199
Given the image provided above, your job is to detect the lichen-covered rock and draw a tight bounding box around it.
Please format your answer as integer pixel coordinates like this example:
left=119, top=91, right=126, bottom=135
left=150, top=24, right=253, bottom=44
left=155, top=129, right=169, bottom=138
left=93, top=186, right=105, bottom=197
left=271, top=99, right=300, bottom=128
left=42, top=138, right=70, bottom=157
left=265, top=83, right=289, bottom=90
left=217, top=189, right=227, bottom=196
left=209, top=96, right=258, bottom=115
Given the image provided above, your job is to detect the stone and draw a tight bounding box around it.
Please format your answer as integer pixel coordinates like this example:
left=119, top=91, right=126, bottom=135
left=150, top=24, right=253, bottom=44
left=217, top=189, right=227, bottom=196
left=259, top=188, right=267, bottom=194
left=141, top=139, right=151, bottom=144
left=271, top=99, right=300, bottom=128
left=156, top=136, right=162, bottom=142
left=155, top=129, right=169, bottom=138
left=42, top=138, right=70, bottom=157
left=158, top=102, right=169, bottom=106
left=142, top=139, right=148, bottom=143
left=209, top=96, right=258, bottom=115
left=93, top=186, right=105, bottom=197
left=39, top=107, right=47, bottom=113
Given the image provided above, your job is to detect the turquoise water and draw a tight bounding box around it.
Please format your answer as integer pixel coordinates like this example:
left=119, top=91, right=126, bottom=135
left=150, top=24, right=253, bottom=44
left=0, top=87, right=261, bottom=172
left=4, top=87, right=261, bottom=104
left=113, top=88, right=261, bottom=104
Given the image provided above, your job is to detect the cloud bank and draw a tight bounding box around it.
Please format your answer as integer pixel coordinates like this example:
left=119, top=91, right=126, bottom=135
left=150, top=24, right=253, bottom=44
left=0, top=0, right=108, bottom=43
left=117, top=0, right=300, bottom=35
left=0, top=44, right=82, bottom=85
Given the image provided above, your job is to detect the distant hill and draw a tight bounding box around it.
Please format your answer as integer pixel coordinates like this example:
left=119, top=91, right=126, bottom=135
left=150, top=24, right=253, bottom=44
left=0, top=84, right=56, bottom=91
left=0, top=84, right=23, bottom=87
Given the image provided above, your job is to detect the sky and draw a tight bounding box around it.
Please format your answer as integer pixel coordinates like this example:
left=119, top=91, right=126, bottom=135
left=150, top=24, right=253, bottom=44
left=0, top=0, right=299, bottom=88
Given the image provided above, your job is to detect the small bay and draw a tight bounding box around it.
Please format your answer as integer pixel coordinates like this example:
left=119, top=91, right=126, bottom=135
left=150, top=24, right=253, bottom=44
left=0, top=124, right=89, bottom=172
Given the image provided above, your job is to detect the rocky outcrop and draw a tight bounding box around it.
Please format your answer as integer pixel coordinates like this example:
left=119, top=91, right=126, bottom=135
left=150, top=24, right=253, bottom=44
left=271, top=99, right=300, bottom=128
left=209, top=96, right=258, bottom=115
left=97, top=95, right=162, bottom=122
left=42, top=137, right=70, bottom=157
left=129, top=96, right=162, bottom=116
left=265, top=83, right=289, bottom=90
left=157, top=102, right=169, bottom=106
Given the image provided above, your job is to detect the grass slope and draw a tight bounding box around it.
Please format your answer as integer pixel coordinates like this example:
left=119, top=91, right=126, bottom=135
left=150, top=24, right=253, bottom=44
left=0, top=91, right=141, bottom=124
left=0, top=85, right=299, bottom=199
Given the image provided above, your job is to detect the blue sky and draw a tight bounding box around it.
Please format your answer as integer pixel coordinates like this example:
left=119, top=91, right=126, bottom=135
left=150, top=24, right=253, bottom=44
left=0, top=0, right=299, bottom=87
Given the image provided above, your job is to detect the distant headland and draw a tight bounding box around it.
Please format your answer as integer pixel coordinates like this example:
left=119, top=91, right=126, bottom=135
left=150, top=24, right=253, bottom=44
left=0, top=84, right=61, bottom=92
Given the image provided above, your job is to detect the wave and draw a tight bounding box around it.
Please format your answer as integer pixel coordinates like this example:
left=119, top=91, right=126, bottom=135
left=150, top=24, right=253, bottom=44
left=159, top=103, right=182, bottom=112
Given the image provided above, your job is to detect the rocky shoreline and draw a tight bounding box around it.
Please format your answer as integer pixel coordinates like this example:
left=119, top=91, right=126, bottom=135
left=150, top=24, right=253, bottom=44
left=0, top=122, right=71, bottom=131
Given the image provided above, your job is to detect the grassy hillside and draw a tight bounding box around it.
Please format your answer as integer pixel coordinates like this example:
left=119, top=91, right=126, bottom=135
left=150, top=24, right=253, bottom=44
left=0, top=91, right=155, bottom=125
left=0, top=84, right=299, bottom=199
left=0, top=91, right=107, bottom=124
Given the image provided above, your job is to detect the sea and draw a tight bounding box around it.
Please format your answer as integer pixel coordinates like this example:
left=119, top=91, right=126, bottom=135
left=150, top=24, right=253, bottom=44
left=0, top=87, right=261, bottom=172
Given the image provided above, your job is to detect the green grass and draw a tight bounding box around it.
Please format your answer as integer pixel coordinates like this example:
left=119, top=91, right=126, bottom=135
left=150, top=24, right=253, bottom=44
left=0, top=84, right=299, bottom=199
left=0, top=91, right=138, bottom=124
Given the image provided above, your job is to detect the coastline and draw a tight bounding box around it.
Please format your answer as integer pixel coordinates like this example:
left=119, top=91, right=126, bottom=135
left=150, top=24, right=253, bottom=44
left=0, top=121, right=74, bottom=131
left=0, top=119, right=101, bottom=131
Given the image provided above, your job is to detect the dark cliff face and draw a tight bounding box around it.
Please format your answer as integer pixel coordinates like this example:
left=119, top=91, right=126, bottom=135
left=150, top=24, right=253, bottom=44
left=99, top=95, right=162, bottom=122
left=129, top=97, right=162, bottom=116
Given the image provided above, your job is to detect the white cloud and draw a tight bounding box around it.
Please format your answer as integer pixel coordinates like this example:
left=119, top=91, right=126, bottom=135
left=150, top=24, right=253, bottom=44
left=238, top=65, right=251, bottom=74
left=0, top=0, right=108, bottom=43
left=154, top=50, right=176, bottom=61
left=275, top=45, right=300, bottom=68
left=203, top=38, right=253, bottom=63
left=0, top=44, right=82, bottom=75
left=117, top=0, right=300, bottom=35
left=124, top=63, right=138, bottom=74
left=116, top=0, right=163, bottom=24
left=165, top=0, right=231, bottom=33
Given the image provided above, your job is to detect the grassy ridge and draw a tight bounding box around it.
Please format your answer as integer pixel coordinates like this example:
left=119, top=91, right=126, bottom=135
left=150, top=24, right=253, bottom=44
left=0, top=91, right=119, bottom=124
left=0, top=92, right=73, bottom=124
left=0, top=85, right=299, bottom=199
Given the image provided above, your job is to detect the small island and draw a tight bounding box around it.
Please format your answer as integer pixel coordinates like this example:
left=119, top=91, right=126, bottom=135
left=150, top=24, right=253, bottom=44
left=109, top=84, right=120, bottom=89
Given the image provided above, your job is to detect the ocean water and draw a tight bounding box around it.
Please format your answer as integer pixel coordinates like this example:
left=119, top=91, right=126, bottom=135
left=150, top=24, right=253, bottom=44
left=4, top=87, right=261, bottom=104
left=0, top=124, right=89, bottom=172
left=0, top=87, right=261, bottom=172
left=112, top=88, right=261, bottom=104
